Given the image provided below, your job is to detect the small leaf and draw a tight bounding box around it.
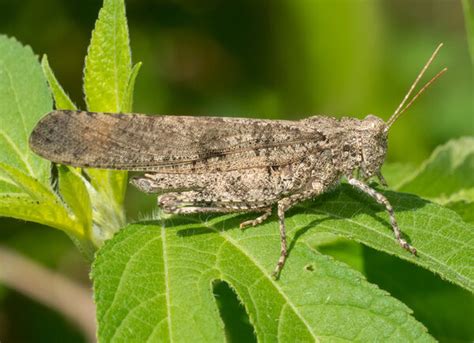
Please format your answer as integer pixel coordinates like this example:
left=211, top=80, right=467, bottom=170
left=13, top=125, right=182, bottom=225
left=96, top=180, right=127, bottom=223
left=83, top=168, right=127, bottom=242
left=93, top=221, right=434, bottom=342
left=121, top=61, right=142, bottom=113
left=0, top=162, right=56, bottom=200
left=58, top=166, right=92, bottom=237
left=0, top=194, right=80, bottom=234
left=84, top=0, right=131, bottom=112
left=41, top=55, right=77, bottom=110
left=41, top=54, right=98, bottom=251
left=0, top=162, right=78, bottom=235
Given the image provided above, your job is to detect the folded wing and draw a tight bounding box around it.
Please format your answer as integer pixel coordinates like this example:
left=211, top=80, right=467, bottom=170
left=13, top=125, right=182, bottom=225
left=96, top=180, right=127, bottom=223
left=29, top=110, right=323, bottom=173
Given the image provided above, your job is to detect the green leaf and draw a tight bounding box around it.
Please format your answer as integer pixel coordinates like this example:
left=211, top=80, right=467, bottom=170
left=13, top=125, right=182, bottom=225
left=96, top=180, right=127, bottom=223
left=0, top=36, right=52, bottom=185
left=41, top=55, right=77, bottom=110
left=445, top=199, right=474, bottom=225
left=83, top=168, right=127, bottom=242
left=396, top=137, right=474, bottom=203
left=121, top=61, right=142, bottom=113
left=0, top=35, right=83, bottom=238
left=364, top=247, right=474, bottom=342
left=0, top=162, right=56, bottom=200
left=0, top=194, right=76, bottom=233
left=41, top=53, right=97, bottom=254
left=84, top=0, right=131, bottom=112
left=390, top=137, right=474, bottom=224
left=57, top=166, right=92, bottom=238
left=382, top=162, right=417, bottom=190
left=93, top=219, right=434, bottom=342
left=82, top=0, right=135, bottom=242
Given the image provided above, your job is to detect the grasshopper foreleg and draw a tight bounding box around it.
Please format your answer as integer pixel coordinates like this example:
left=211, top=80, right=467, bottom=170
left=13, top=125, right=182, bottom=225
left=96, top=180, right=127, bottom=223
left=348, top=178, right=417, bottom=255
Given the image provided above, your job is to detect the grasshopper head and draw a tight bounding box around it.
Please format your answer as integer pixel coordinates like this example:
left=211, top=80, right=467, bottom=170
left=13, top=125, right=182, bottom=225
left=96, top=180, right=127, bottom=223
left=358, top=115, right=388, bottom=178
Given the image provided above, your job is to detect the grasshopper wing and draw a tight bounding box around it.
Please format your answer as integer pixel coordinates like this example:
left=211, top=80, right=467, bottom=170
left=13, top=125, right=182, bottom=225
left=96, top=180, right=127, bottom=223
left=30, top=110, right=326, bottom=173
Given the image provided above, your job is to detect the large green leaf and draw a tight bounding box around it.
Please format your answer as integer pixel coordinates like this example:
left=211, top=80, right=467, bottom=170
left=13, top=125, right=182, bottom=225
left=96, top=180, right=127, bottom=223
left=93, top=221, right=433, bottom=342
left=93, top=186, right=474, bottom=341
left=0, top=35, right=82, bottom=237
left=300, top=186, right=474, bottom=292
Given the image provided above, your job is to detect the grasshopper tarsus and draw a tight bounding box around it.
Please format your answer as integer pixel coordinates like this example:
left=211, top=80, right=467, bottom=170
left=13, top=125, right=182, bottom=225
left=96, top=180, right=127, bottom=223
left=239, top=208, right=273, bottom=230
left=400, top=239, right=418, bottom=255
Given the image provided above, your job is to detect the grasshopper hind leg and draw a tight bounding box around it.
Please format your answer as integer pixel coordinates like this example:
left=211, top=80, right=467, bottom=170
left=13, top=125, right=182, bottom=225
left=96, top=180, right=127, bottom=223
left=131, top=173, right=207, bottom=193
left=157, top=191, right=271, bottom=217
left=158, top=191, right=227, bottom=214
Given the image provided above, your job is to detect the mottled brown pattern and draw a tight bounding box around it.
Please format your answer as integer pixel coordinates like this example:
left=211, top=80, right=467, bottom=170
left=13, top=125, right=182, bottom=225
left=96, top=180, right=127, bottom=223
left=30, top=110, right=416, bottom=276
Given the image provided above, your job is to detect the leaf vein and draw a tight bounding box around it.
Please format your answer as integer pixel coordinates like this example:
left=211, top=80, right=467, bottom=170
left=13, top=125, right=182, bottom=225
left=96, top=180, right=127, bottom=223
left=161, top=222, right=174, bottom=342
left=0, top=130, right=35, bottom=176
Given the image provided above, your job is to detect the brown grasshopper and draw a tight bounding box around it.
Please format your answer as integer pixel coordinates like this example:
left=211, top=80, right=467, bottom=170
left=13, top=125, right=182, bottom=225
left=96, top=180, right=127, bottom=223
left=29, top=44, right=446, bottom=277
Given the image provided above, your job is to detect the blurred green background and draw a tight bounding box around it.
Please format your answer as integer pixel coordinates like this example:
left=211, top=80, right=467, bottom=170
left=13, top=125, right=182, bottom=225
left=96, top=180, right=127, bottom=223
left=0, top=0, right=472, bottom=342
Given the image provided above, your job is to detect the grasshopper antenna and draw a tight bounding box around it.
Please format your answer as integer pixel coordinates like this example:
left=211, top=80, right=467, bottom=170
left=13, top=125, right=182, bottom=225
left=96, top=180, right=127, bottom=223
left=385, top=43, right=447, bottom=132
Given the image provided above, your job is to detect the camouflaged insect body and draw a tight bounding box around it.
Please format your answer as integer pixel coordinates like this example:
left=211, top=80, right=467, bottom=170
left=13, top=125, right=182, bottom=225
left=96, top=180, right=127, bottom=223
left=30, top=110, right=415, bottom=276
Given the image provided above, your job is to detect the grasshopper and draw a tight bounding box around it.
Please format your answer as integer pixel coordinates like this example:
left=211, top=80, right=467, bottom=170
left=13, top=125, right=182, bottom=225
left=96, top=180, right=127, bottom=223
left=29, top=44, right=446, bottom=277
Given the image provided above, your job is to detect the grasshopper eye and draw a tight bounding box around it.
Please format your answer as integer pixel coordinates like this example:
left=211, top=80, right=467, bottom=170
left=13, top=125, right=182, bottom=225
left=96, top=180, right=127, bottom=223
left=362, top=115, right=386, bottom=134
